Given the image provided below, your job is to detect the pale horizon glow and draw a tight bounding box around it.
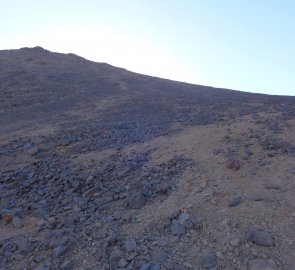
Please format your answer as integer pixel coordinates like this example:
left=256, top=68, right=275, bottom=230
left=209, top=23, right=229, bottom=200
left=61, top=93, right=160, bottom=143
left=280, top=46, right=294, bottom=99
left=1, top=1, right=295, bottom=96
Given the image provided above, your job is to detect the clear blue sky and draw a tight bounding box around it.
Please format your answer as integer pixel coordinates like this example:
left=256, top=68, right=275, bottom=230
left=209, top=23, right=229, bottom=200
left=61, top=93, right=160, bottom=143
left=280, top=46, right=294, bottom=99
left=1, top=1, right=294, bottom=96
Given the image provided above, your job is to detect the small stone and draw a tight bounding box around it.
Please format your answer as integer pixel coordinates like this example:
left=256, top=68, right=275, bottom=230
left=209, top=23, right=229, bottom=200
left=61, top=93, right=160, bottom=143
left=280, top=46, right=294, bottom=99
left=27, top=147, right=40, bottom=156
left=117, top=258, right=128, bottom=268
left=127, top=253, right=137, bottom=262
left=178, top=212, right=189, bottom=223
left=140, top=263, right=161, bottom=270
left=171, top=222, right=185, bottom=235
left=247, top=259, right=277, bottom=270
left=178, top=212, right=194, bottom=229
left=12, top=216, right=24, bottom=228
left=200, top=181, right=207, bottom=189
left=184, top=262, right=193, bottom=268
left=264, top=180, right=281, bottom=190
left=34, top=256, right=44, bottom=263
left=48, top=216, right=57, bottom=227
left=128, top=193, right=146, bottom=209
left=17, top=239, right=35, bottom=252
left=125, top=238, right=137, bottom=253
left=228, top=196, right=243, bottom=207
left=113, top=211, right=122, bottom=221
left=83, top=187, right=100, bottom=198
left=52, top=245, right=68, bottom=258
left=216, top=251, right=224, bottom=260
left=226, top=158, right=241, bottom=170
left=287, top=168, right=295, bottom=174
left=109, top=250, right=125, bottom=269
left=213, top=148, right=223, bottom=155
left=60, top=260, right=71, bottom=270
left=246, top=228, right=275, bottom=247
left=35, top=264, right=50, bottom=270
left=229, top=237, right=240, bottom=247
left=201, top=253, right=217, bottom=269
left=244, top=149, right=253, bottom=156
left=14, top=253, right=25, bottom=261
left=156, top=182, right=171, bottom=194
left=2, top=212, right=13, bottom=223
left=152, top=252, right=168, bottom=263
left=85, top=175, right=95, bottom=185
left=156, top=238, right=168, bottom=247
left=183, top=218, right=194, bottom=229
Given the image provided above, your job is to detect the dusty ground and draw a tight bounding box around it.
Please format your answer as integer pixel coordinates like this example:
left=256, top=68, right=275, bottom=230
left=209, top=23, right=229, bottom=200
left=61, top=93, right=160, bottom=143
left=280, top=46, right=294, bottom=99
left=1, top=47, right=295, bottom=270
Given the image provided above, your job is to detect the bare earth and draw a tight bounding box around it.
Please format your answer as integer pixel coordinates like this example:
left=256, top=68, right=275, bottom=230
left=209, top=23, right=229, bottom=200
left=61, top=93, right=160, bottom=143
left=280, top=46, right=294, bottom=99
left=1, top=47, right=295, bottom=270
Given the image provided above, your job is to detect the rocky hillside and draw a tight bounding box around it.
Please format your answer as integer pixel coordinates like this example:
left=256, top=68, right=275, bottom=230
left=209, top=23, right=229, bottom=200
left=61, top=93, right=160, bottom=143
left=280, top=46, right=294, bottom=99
left=1, top=47, right=295, bottom=270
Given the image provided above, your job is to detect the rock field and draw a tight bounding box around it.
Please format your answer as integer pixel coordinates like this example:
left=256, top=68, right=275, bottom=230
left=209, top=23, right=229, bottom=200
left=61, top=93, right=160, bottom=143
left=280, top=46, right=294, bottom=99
left=1, top=47, right=295, bottom=269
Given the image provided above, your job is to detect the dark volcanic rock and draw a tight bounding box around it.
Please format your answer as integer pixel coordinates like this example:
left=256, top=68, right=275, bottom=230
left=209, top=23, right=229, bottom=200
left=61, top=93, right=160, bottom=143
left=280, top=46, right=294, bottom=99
left=12, top=216, right=24, bottom=228
left=226, top=158, right=241, bottom=170
left=201, top=253, right=217, bottom=269
left=246, top=228, right=275, bottom=247
left=17, top=239, right=35, bottom=253
left=228, top=196, right=244, bottom=207
left=52, top=245, right=69, bottom=258
left=247, top=259, right=278, bottom=270
left=127, top=193, right=146, bottom=209
left=171, top=222, right=186, bottom=235
left=124, top=238, right=137, bottom=253
left=140, top=263, right=161, bottom=270
left=109, top=250, right=126, bottom=269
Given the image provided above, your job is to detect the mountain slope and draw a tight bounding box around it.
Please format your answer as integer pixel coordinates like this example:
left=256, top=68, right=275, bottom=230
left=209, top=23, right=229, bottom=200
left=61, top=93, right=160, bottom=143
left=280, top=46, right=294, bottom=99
left=1, top=46, right=293, bottom=132
left=0, top=47, right=295, bottom=270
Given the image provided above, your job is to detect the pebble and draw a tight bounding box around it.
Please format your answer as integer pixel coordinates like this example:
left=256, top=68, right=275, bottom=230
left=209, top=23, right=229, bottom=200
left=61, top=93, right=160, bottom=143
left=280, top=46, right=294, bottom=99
left=27, top=147, right=40, bottom=156
left=246, top=228, right=275, bottom=247
left=35, top=265, right=51, bottom=270
left=171, top=222, right=186, bottom=235
left=52, top=245, right=68, bottom=258
left=264, top=180, right=281, bottom=190
left=201, top=253, right=217, bottom=269
left=60, top=260, right=71, bottom=270
left=229, top=237, right=241, bottom=247
left=117, top=258, right=128, bottom=268
left=178, top=212, right=194, bottom=229
left=216, top=251, right=224, bottom=260
left=17, top=239, right=35, bottom=252
left=152, top=252, right=168, bottom=263
left=228, top=196, right=243, bottom=207
left=128, top=193, right=146, bottom=209
left=125, top=238, right=137, bottom=253
left=109, top=250, right=126, bottom=269
left=140, top=263, right=161, bottom=270
left=184, top=262, right=193, bottom=268
left=12, top=216, right=24, bottom=228
left=226, top=158, right=241, bottom=170
left=82, top=187, right=101, bottom=198
left=247, top=259, right=278, bottom=270
left=2, top=212, right=13, bottom=223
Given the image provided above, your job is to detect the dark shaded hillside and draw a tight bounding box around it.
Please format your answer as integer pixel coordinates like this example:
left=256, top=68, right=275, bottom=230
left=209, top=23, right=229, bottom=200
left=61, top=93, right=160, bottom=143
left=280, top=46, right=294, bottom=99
left=0, top=47, right=123, bottom=117
left=1, top=47, right=294, bottom=141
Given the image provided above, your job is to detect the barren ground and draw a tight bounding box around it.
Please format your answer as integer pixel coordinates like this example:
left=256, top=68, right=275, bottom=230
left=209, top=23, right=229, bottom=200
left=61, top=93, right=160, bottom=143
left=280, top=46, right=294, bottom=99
left=1, top=47, right=295, bottom=270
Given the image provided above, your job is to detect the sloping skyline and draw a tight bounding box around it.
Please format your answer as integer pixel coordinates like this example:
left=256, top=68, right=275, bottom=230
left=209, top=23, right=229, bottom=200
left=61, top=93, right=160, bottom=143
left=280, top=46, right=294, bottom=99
left=1, top=1, right=294, bottom=95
